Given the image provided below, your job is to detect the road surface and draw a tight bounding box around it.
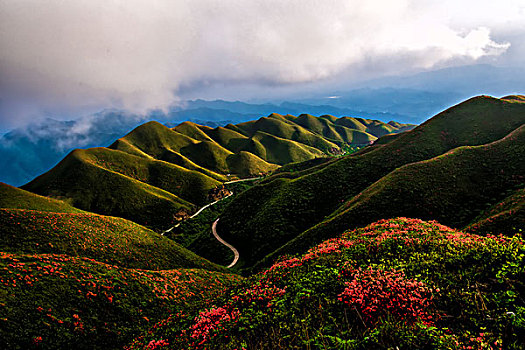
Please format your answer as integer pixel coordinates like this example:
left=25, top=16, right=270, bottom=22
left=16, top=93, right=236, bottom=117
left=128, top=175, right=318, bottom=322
left=212, top=218, right=239, bottom=268
left=162, top=193, right=233, bottom=235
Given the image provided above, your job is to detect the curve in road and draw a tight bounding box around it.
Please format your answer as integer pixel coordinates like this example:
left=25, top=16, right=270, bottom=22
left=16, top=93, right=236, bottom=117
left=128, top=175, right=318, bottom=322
left=212, top=218, right=239, bottom=268
left=162, top=193, right=233, bottom=235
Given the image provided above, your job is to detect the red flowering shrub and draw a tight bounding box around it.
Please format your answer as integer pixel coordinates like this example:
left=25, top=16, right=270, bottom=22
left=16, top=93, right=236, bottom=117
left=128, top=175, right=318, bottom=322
left=189, top=307, right=240, bottom=345
left=146, top=339, right=169, bottom=349
left=338, top=266, right=435, bottom=326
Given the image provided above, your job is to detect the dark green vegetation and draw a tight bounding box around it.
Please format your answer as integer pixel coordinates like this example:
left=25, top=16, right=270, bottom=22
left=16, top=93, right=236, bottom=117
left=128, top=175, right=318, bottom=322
left=128, top=218, right=525, bottom=349
left=216, top=95, right=525, bottom=268
left=466, top=187, right=525, bottom=236
left=21, top=115, right=412, bottom=230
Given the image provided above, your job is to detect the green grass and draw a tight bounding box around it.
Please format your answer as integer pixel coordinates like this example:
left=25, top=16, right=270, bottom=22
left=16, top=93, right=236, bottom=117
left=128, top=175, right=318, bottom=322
left=0, top=183, right=82, bottom=213
left=22, top=148, right=208, bottom=230
left=128, top=218, right=525, bottom=349
left=0, top=208, right=225, bottom=271
left=218, top=95, right=525, bottom=268
left=0, top=252, right=242, bottom=349
left=20, top=112, right=411, bottom=232
left=168, top=180, right=263, bottom=268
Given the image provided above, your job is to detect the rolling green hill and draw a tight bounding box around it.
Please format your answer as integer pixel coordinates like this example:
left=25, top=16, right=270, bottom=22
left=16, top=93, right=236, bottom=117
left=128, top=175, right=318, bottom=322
left=264, top=124, right=525, bottom=262
left=0, top=208, right=225, bottom=271
left=22, top=148, right=215, bottom=229
left=21, top=114, right=410, bottom=230
left=0, top=182, right=82, bottom=213
left=0, top=181, right=226, bottom=271
left=217, top=95, right=525, bottom=268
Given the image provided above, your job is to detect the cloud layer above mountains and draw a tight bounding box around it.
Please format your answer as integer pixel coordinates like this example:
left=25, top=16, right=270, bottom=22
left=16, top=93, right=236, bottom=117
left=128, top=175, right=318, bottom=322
left=1, top=0, right=524, bottom=127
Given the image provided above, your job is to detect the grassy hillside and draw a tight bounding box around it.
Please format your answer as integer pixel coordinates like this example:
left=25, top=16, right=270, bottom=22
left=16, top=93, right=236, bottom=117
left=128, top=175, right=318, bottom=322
left=129, top=218, right=525, bottom=349
left=266, top=124, right=525, bottom=262
left=22, top=148, right=212, bottom=230
left=21, top=112, right=409, bottom=230
left=218, top=95, right=525, bottom=267
left=466, top=187, right=525, bottom=236
left=0, top=183, right=82, bottom=213
left=0, top=252, right=242, bottom=350
left=0, top=208, right=224, bottom=271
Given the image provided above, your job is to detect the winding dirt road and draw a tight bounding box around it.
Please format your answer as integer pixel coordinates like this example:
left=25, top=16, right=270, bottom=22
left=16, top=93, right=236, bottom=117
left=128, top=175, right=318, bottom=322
left=163, top=176, right=262, bottom=266
left=212, top=218, right=239, bottom=268
left=162, top=193, right=234, bottom=235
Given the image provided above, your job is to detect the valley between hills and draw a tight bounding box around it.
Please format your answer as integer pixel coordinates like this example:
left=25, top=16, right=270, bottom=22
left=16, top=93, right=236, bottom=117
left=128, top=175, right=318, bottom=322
left=1, top=95, right=524, bottom=349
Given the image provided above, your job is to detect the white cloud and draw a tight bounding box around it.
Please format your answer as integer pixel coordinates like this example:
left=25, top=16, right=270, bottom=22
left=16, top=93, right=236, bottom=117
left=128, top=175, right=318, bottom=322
left=0, top=0, right=521, bottom=127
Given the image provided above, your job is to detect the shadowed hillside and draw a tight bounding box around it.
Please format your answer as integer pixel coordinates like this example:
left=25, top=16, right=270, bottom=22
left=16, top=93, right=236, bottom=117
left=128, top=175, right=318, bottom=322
left=263, top=124, right=525, bottom=263
left=217, top=95, right=525, bottom=268
left=466, top=187, right=525, bottom=235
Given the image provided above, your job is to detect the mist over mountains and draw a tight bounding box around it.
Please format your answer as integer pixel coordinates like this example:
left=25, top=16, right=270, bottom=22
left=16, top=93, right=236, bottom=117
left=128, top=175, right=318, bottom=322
left=0, top=96, right=410, bottom=187
left=2, top=64, right=524, bottom=187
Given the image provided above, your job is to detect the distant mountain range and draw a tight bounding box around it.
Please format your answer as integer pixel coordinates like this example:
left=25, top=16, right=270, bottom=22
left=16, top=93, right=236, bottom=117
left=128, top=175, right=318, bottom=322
left=3, top=63, right=524, bottom=187
left=0, top=101, right=413, bottom=187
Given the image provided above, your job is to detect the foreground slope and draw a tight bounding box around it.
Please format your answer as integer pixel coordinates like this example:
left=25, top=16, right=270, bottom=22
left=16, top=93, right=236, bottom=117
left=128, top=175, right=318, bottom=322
left=0, top=209, right=224, bottom=271
left=0, top=183, right=224, bottom=271
left=218, top=95, right=525, bottom=267
left=129, top=218, right=525, bottom=349
left=0, top=252, right=242, bottom=350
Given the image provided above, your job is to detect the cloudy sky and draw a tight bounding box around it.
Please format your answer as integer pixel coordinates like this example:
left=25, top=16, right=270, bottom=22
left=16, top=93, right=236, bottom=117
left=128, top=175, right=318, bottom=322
left=1, top=0, right=525, bottom=129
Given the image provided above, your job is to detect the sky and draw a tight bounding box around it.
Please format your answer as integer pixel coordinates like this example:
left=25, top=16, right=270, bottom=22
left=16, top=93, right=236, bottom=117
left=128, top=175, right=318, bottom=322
left=1, top=0, right=525, bottom=129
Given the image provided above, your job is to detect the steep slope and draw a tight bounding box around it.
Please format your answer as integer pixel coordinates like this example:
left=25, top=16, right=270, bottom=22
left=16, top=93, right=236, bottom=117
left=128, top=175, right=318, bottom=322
left=0, top=182, right=82, bottom=213
left=267, top=124, right=525, bottom=262
left=218, top=95, right=525, bottom=267
left=23, top=148, right=216, bottom=229
left=112, top=121, right=278, bottom=177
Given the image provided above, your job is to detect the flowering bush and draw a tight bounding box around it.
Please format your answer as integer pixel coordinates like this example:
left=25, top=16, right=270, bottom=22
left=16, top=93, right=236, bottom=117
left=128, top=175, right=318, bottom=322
left=338, top=266, right=435, bottom=326
left=128, top=218, right=524, bottom=350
